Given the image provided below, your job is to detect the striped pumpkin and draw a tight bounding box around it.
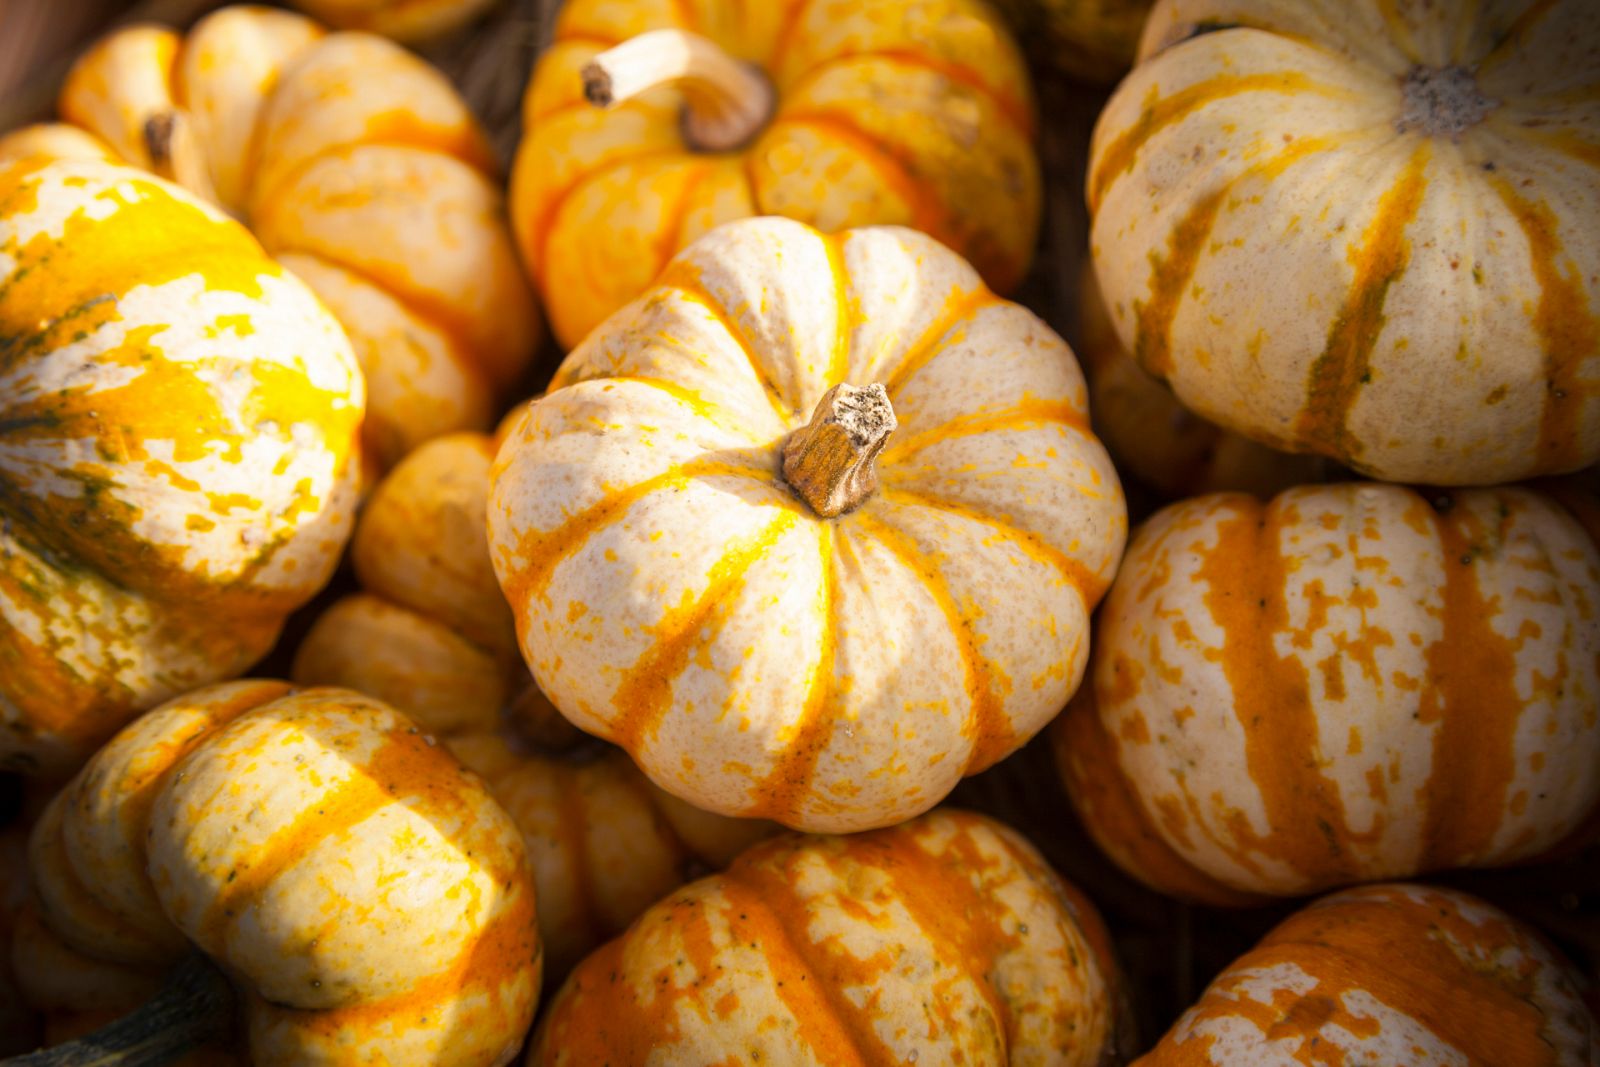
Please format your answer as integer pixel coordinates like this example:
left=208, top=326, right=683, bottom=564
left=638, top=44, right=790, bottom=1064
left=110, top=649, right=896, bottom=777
left=532, top=809, right=1129, bottom=1066
left=489, top=218, right=1127, bottom=833
left=1055, top=482, right=1600, bottom=903
left=21, top=680, right=540, bottom=1065
left=0, top=5, right=539, bottom=472
left=512, top=0, right=1040, bottom=349
left=1089, top=0, right=1600, bottom=485
left=0, top=157, right=363, bottom=776
left=1077, top=262, right=1328, bottom=500
left=1140, top=882, right=1599, bottom=1065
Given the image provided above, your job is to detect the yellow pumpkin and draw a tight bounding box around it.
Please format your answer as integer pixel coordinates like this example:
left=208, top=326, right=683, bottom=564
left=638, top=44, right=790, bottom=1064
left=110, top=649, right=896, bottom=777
left=0, top=5, right=540, bottom=471
left=1139, top=882, right=1598, bottom=1065
left=512, top=0, right=1040, bottom=349
left=532, top=808, right=1129, bottom=1065
left=19, top=680, right=540, bottom=1064
left=1055, top=482, right=1600, bottom=904
left=990, top=0, right=1155, bottom=84
left=489, top=218, right=1127, bottom=832
left=1076, top=262, right=1329, bottom=499
left=0, top=157, right=363, bottom=776
left=284, top=0, right=498, bottom=43
left=1089, top=0, right=1600, bottom=484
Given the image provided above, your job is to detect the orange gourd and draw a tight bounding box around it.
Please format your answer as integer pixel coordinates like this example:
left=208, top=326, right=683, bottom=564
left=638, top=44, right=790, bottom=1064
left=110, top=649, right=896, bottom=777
left=512, top=0, right=1041, bottom=348
left=1138, top=883, right=1599, bottom=1065
left=1056, top=482, right=1600, bottom=904
left=0, top=157, right=363, bottom=776
left=532, top=809, right=1130, bottom=1066
left=1089, top=0, right=1600, bottom=484
left=0, top=5, right=540, bottom=472
left=17, top=680, right=540, bottom=1064
left=489, top=218, right=1126, bottom=833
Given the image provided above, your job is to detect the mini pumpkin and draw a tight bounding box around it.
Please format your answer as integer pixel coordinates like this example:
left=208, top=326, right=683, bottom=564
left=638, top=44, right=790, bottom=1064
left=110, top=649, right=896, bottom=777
left=0, top=5, right=540, bottom=471
left=512, top=0, right=1040, bottom=349
left=1089, top=0, right=1600, bottom=484
left=1139, top=882, right=1599, bottom=1065
left=18, top=679, right=540, bottom=1065
left=532, top=808, right=1129, bottom=1066
left=0, top=157, right=363, bottom=776
left=489, top=218, right=1127, bottom=832
left=1055, top=482, right=1600, bottom=904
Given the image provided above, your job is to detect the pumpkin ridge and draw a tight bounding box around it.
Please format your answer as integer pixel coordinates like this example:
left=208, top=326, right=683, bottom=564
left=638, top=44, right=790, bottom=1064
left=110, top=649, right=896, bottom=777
left=584, top=373, right=774, bottom=442
left=1509, top=127, right=1600, bottom=168
left=767, top=0, right=819, bottom=70
left=878, top=286, right=996, bottom=395
left=849, top=511, right=1010, bottom=773
left=1477, top=0, right=1564, bottom=71
left=653, top=270, right=797, bottom=421
left=823, top=231, right=851, bottom=390
left=777, top=50, right=1032, bottom=138
left=879, top=397, right=1090, bottom=461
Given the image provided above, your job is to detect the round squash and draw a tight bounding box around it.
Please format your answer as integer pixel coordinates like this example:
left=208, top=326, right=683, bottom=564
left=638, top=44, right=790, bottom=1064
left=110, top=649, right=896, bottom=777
left=284, top=0, right=497, bottom=43
left=531, top=808, right=1129, bottom=1066
left=0, top=5, right=540, bottom=471
left=990, top=0, right=1155, bottom=84
left=1089, top=0, right=1600, bottom=485
left=1076, top=262, right=1328, bottom=500
left=0, top=157, right=363, bottom=777
left=489, top=218, right=1127, bottom=833
left=512, top=0, right=1041, bottom=349
left=1139, top=882, right=1598, bottom=1065
left=18, top=679, right=540, bottom=1065
left=1055, top=482, right=1600, bottom=904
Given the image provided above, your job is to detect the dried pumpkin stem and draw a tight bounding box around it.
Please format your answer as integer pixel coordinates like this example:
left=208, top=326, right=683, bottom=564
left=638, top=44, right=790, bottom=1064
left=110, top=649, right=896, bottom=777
left=782, top=383, right=897, bottom=518
left=581, top=29, right=774, bottom=152
left=142, top=112, right=221, bottom=208
left=3, top=954, right=233, bottom=1067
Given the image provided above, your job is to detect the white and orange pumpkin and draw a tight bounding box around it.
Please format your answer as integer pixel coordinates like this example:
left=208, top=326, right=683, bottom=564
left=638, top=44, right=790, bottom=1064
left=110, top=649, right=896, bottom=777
left=1056, top=482, right=1600, bottom=904
left=0, top=157, right=363, bottom=776
left=489, top=218, right=1127, bottom=833
left=532, top=808, right=1130, bottom=1065
left=0, top=4, right=540, bottom=472
left=1089, top=0, right=1600, bottom=484
left=513, top=0, right=1041, bottom=349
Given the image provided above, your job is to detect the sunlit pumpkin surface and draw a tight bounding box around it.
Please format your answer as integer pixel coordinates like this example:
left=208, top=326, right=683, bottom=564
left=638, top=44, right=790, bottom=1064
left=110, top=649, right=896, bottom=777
left=1090, top=0, right=1600, bottom=484
left=532, top=809, right=1127, bottom=1066
left=17, top=680, right=540, bottom=1065
left=1057, top=482, right=1600, bottom=902
left=0, top=5, right=539, bottom=472
left=0, top=157, right=363, bottom=775
left=1139, top=882, right=1599, bottom=1065
left=489, top=219, right=1126, bottom=833
left=513, top=0, right=1041, bottom=349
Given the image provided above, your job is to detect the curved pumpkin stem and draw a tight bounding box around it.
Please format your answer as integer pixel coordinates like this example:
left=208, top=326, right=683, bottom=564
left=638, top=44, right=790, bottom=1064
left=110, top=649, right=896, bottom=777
left=782, top=383, right=897, bottom=518
left=141, top=112, right=221, bottom=209
left=581, top=29, right=774, bottom=152
left=3, top=955, right=234, bottom=1067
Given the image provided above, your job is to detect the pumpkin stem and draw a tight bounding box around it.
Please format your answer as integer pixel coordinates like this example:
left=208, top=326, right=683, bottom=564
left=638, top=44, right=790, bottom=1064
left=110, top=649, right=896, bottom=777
left=782, top=383, right=897, bottom=518
left=581, top=29, right=774, bottom=152
left=141, top=112, right=221, bottom=208
left=3, top=955, right=233, bottom=1066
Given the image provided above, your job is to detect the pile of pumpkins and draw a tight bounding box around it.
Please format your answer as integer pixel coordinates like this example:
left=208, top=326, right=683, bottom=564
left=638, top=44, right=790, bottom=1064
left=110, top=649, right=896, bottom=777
left=0, top=0, right=1596, bottom=1063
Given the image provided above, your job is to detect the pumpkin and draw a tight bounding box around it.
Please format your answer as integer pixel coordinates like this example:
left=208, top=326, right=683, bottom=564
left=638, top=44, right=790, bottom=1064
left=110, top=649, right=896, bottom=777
left=18, top=679, right=540, bottom=1065
left=1055, top=482, right=1600, bottom=904
left=1088, top=0, right=1600, bottom=485
left=511, top=0, right=1041, bottom=349
left=489, top=217, right=1127, bottom=833
left=0, top=157, right=363, bottom=777
left=989, top=0, right=1155, bottom=84
left=284, top=0, right=498, bottom=44
left=1139, top=882, right=1599, bottom=1065
left=1076, top=261, right=1329, bottom=499
left=291, top=432, right=770, bottom=979
left=531, top=808, right=1129, bottom=1066
left=0, top=4, right=540, bottom=472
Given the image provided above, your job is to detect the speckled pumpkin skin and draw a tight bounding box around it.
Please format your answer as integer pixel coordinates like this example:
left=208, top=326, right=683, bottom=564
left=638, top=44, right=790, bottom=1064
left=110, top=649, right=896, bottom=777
left=285, top=0, right=497, bottom=44
left=531, top=809, right=1127, bottom=1066
left=0, top=5, right=539, bottom=471
left=991, top=0, right=1154, bottom=83
left=0, top=157, right=363, bottom=776
left=1089, top=0, right=1600, bottom=485
left=513, top=0, right=1040, bottom=349
left=20, top=680, right=540, bottom=1065
left=1056, top=483, right=1600, bottom=904
left=1077, top=263, right=1327, bottom=500
left=489, top=218, right=1127, bottom=833
left=1140, top=883, right=1599, bottom=1065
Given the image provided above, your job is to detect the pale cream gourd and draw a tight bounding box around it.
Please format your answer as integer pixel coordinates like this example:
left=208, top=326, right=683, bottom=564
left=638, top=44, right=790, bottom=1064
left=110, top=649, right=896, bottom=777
left=489, top=218, right=1127, bottom=833
left=1089, top=0, right=1600, bottom=484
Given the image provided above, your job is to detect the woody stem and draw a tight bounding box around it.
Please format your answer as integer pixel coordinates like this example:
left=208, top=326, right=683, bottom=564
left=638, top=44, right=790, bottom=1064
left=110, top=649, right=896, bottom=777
left=781, top=383, right=897, bottom=518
